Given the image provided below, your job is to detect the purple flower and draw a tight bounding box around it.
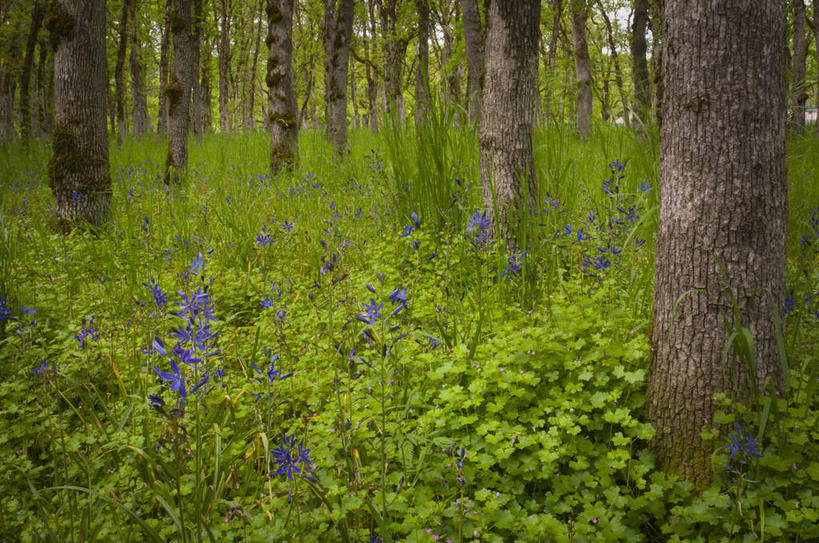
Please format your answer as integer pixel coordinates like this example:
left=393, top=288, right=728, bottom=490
left=271, top=435, right=315, bottom=481
left=256, top=231, right=275, bottom=247
left=143, top=277, right=169, bottom=310
left=154, top=359, right=187, bottom=400
left=357, top=298, right=383, bottom=325
left=76, top=317, right=100, bottom=348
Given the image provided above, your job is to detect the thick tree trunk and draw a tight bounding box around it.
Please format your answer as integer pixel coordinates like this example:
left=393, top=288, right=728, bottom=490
left=461, top=0, right=483, bottom=123
left=158, top=0, right=171, bottom=134
left=47, top=0, right=111, bottom=231
left=165, top=0, right=195, bottom=182
left=647, top=0, right=786, bottom=489
left=479, top=0, right=540, bottom=242
left=631, top=0, right=650, bottom=129
left=218, top=0, right=232, bottom=133
left=379, top=0, right=407, bottom=124
left=570, top=0, right=592, bottom=138
left=596, top=0, right=628, bottom=123
left=415, top=0, right=431, bottom=124
left=323, top=0, right=354, bottom=155
left=20, top=0, right=45, bottom=139
left=790, top=0, right=807, bottom=131
left=266, top=0, right=298, bottom=172
left=114, top=0, right=130, bottom=144
left=129, top=0, right=149, bottom=136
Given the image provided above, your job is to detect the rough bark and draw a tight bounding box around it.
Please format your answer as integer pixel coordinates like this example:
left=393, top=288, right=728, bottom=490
left=114, top=0, right=130, bottom=144
left=461, top=0, right=483, bottom=123
left=415, top=0, right=431, bottom=124
left=128, top=0, right=149, bottom=136
left=21, top=0, right=45, bottom=139
left=631, top=0, right=650, bottom=128
left=46, top=0, right=111, bottom=231
left=479, top=0, right=540, bottom=243
left=323, top=0, right=354, bottom=155
left=158, top=0, right=171, bottom=134
left=266, top=0, right=298, bottom=172
left=571, top=0, right=592, bottom=138
left=218, top=0, right=232, bottom=133
left=191, top=0, right=203, bottom=136
left=596, top=0, right=628, bottom=123
left=0, top=72, right=15, bottom=141
left=790, top=0, right=806, bottom=131
left=647, top=0, right=786, bottom=489
left=379, top=0, right=407, bottom=124
left=165, top=0, right=195, bottom=182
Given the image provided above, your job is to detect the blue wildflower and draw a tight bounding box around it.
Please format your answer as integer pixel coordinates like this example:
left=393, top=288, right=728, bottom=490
left=189, top=252, right=205, bottom=275
left=143, top=277, right=169, bottom=310
left=76, top=317, right=100, bottom=348
left=271, top=435, right=315, bottom=481
left=154, top=359, right=187, bottom=400
left=357, top=299, right=383, bottom=325
left=725, top=425, right=763, bottom=467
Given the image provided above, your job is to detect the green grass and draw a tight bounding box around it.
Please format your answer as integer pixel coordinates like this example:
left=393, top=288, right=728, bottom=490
left=0, top=126, right=816, bottom=542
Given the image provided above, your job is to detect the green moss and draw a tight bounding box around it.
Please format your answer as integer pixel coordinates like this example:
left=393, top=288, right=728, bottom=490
left=166, top=77, right=184, bottom=113
left=45, top=1, right=75, bottom=48
left=268, top=111, right=296, bottom=129
left=270, top=142, right=296, bottom=174
left=47, top=124, right=80, bottom=188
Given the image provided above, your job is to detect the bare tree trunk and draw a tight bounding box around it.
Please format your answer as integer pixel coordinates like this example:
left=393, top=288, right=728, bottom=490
left=218, top=0, right=232, bottom=133
left=166, top=0, right=195, bottom=182
left=570, top=0, right=592, bottom=138
left=649, top=0, right=663, bottom=126
left=36, top=37, right=50, bottom=136
left=190, top=0, right=203, bottom=136
left=350, top=56, right=360, bottom=128
left=20, top=0, right=45, bottom=139
left=631, top=0, right=650, bottom=129
left=323, top=0, right=354, bottom=155
left=379, top=0, right=407, bottom=124
left=266, top=0, right=298, bottom=172
left=299, top=57, right=314, bottom=130
left=647, top=0, right=786, bottom=489
left=596, top=0, right=628, bottom=123
left=47, top=0, right=111, bottom=231
left=461, top=0, right=483, bottom=123
left=365, top=1, right=379, bottom=131
left=479, top=0, right=540, bottom=242
left=790, top=0, right=807, bottom=131
left=200, top=34, right=213, bottom=132
left=246, top=0, right=264, bottom=132
left=543, top=0, right=561, bottom=123
left=115, top=0, right=130, bottom=144
left=415, top=0, right=431, bottom=124
left=158, top=0, right=171, bottom=134
left=129, top=0, right=150, bottom=136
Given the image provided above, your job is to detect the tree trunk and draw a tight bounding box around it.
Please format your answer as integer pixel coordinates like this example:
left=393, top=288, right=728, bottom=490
left=647, top=0, right=786, bottom=489
left=649, top=0, right=663, bottom=126
left=200, top=35, right=213, bottom=132
left=415, top=0, right=431, bottom=124
left=379, top=0, right=407, bottom=124
left=631, top=0, right=650, bottom=129
left=36, top=37, right=51, bottom=136
left=815, top=0, right=819, bottom=132
left=350, top=56, right=360, bottom=128
left=114, top=0, right=130, bottom=144
left=596, top=0, right=628, bottom=123
left=790, top=0, right=806, bottom=131
left=323, top=0, right=354, bottom=155
left=165, top=0, right=195, bottom=182
left=20, top=0, right=45, bottom=139
left=190, top=0, right=203, bottom=136
left=479, top=0, right=540, bottom=242
left=218, top=0, right=232, bottom=133
left=570, top=0, right=592, bottom=138
left=266, top=0, right=298, bottom=172
left=247, top=0, right=264, bottom=132
left=129, top=0, right=149, bottom=136
left=543, top=0, right=562, bottom=123
left=46, top=0, right=111, bottom=231
left=158, top=0, right=171, bottom=134
left=461, top=0, right=483, bottom=123
left=0, top=73, right=16, bottom=141
left=365, top=1, right=379, bottom=132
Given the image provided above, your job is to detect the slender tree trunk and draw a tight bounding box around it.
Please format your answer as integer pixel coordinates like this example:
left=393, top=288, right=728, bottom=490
left=365, top=1, right=379, bottom=131
left=247, top=0, right=264, bottom=132
left=323, top=0, right=354, bottom=155
left=414, top=0, right=431, bottom=124
left=570, top=0, right=592, bottom=138
left=36, top=37, right=50, bottom=136
left=815, top=0, right=819, bottom=131
left=20, top=0, right=45, bottom=139
left=299, top=57, right=314, bottom=130
left=190, top=0, right=203, bottom=136
left=218, top=0, right=232, bottom=133
left=47, top=0, right=111, bottom=231
left=114, top=0, right=130, bottom=144
left=266, top=0, right=298, bottom=172
left=791, top=0, right=807, bottom=131
left=350, top=56, right=360, bottom=128
left=647, top=0, right=786, bottom=489
left=158, top=0, right=171, bottom=134
left=379, top=0, right=407, bottom=124
left=596, top=0, right=628, bottom=123
left=166, top=0, right=195, bottom=182
left=0, top=74, right=16, bottom=141
left=461, top=0, right=483, bottom=123
left=543, top=0, right=562, bottom=123
left=631, top=0, right=650, bottom=129
left=129, top=0, right=149, bottom=136
left=200, top=35, right=213, bottom=132
left=479, top=0, right=540, bottom=242
left=649, top=0, right=663, bottom=126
